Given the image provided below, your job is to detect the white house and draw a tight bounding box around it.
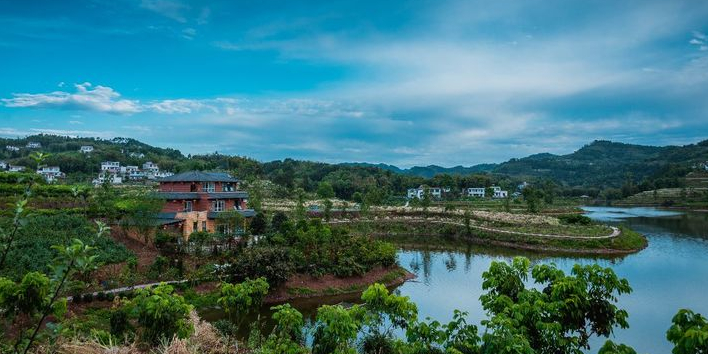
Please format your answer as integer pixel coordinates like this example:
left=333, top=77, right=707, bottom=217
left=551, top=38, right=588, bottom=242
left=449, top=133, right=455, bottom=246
left=464, top=187, right=486, bottom=197
left=80, top=145, right=94, bottom=153
left=493, top=187, right=508, bottom=198
left=407, top=185, right=442, bottom=199
left=517, top=182, right=529, bottom=190
left=128, top=171, right=146, bottom=180
left=129, top=152, right=145, bottom=158
left=8, top=165, right=25, bottom=172
left=6, top=146, right=20, bottom=152
left=93, top=173, right=122, bottom=185
left=154, top=171, right=174, bottom=179
left=101, top=161, right=121, bottom=173
left=464, top=186, right=508, bottom=198
left=37, top=166, right=65, bottom=183
left=26, top=142, right=41, bottom=149
left=0, top=161, right=6, bottom=170
left=142, top=161, right=159, bottom=173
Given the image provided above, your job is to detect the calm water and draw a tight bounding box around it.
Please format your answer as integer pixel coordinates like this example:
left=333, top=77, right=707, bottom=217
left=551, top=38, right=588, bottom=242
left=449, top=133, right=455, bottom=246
left=393, top=207, right=708, bottom=353
left=210, top=207, right=708, bottom=352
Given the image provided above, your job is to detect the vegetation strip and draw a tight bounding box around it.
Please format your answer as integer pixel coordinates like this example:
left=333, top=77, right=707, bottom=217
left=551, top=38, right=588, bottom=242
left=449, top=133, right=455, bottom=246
left=327, top=218, right=621, bottom=240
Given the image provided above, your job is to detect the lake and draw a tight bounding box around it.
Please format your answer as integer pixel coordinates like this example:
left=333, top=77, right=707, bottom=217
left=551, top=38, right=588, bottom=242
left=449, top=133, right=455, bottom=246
left=213, top=207, right=708, bottom=352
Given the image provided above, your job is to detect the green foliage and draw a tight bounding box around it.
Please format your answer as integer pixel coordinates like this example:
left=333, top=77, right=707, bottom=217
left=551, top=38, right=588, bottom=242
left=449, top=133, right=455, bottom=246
left=128, top=284, right=193, bottom=344
left=667, top=309, right=708, bottom=354
left=479, top=257, right=632, bottom=353
left=217, top=277, right=269, bottom=323
left=0, top=214, right=133, bottom=280
left=559, top=213, right=594, bottom=225
left=250, top=212, right=268, bottom=235
left=317, top=181, right=336, bottom=199
left=598, top=340, right=638, bottom=354
left=227, top=247, right=295, bottom=286
left=256, top=304, right=308, bottom=354
left=312, top=304, right=361, bottom=354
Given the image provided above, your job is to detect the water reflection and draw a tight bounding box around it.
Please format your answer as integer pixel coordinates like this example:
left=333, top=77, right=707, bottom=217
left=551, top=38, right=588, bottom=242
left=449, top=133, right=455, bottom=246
left=204, top=207, right=708, bottom=353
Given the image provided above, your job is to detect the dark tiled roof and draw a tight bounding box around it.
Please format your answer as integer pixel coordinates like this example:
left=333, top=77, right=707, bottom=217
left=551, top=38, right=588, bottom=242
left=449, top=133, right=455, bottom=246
left=158, top=171, right=239, bottom=183
left=155, top=191, right=249, bottom=200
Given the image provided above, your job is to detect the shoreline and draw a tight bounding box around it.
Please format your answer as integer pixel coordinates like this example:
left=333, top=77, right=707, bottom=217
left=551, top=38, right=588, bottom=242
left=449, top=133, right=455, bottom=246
left=265, top=266, right=416, bottom=304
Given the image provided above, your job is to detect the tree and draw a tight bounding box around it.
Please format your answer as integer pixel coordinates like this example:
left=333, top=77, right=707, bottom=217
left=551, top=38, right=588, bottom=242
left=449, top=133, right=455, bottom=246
left=116, top=192, right=164, bottom=244
left=479, top=257, right=632, bottom=353
left=129, top=284, right=193, bottom=344
left=250, top=212, right=268, bottom=235
left=294, top=188, right=307, bottom=221
left=667, top=309, right=708, bottom=354
left=317, top=181, right=335, bottom=199
left=542, top=179, right=556, bottom=204
left=323, top=199, right=333, bottom=222
left=1, top=238, right=97, bottom=354
left=522, top=186, right=543, bottom=213
left=217, top=277, right=269, bottom=330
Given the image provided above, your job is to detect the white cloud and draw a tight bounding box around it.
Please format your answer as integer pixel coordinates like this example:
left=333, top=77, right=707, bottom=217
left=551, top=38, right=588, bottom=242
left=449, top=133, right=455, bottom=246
left=140, top=0, right=189, bottom=23
left=1, top=82, right=142, bottom=114
left=182, top=27, right=196, bottom=40
left=68, top=120, right=83, bottom=125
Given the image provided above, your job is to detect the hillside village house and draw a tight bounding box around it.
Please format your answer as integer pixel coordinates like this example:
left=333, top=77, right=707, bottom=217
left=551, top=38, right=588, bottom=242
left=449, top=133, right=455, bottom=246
left=101, top=161, right=121, bottom=173
left=26, top=142, right=41, bottom=149
left=9, top=165, right=25, bottom=172
left=37, top=166, right=65, bottom=183
left=407, top=185, right=443, bottom=199
left=94, top=173, right=122, bottom=185
left=464, top=186, right=509, bottom=198
left=155, top=171, right=254, bottom=239
left=80, top=145, right=94, bottom=153
left=142, top=161, right=159, bottom=173
left=6, top=146, right=20, bottom=152
left=0, top=161, right=6, bottom=170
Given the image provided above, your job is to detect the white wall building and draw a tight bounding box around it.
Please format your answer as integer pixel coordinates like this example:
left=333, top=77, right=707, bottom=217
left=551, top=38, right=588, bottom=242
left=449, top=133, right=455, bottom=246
left=407, top=185, right=442, bottom=199
left=26, top=142, right=41, bottom=149
left=93, top=173, right=122, bottom=185
left=142, top=161, right=159, bottom=173
left=464, top=187, right=486, bottom=197
left=9, top=165, right=25, bottom=172
left=37, top=166, right=65, bottom=183
left=80, top=145, right=94, bottom=153
left=6, top=146, right=20, bottom=152
left=101, top=161, right=121, bottom=173
left=0, top=161, right=6, bottom=170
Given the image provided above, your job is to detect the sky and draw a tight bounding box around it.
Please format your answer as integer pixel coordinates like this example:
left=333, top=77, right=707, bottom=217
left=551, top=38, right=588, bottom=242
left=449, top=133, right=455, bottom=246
left=0, top=0, right=707, bottom=167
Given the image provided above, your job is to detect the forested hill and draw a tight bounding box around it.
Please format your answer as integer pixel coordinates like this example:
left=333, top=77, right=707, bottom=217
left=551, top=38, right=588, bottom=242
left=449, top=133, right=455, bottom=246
left=1, top=134, right=707, bottom=195
left=493, top=140, right=708, bottom=189
left=340, top=162, right=497, bottom=178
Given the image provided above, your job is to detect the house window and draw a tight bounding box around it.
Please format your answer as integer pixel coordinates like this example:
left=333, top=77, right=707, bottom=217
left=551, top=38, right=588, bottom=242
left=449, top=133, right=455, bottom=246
left=202, top=221, right=207, bottom=231
left=184, top=201, right=192, bottom=212
left=223, top=183, right=235, bottom=192
left=192, top=221, right=198, bottom=232
left=216, top=224, right=230, bottom=235
left=202, top=182, right=215, bottom=192
left=211, top=200, right=225, bottom=212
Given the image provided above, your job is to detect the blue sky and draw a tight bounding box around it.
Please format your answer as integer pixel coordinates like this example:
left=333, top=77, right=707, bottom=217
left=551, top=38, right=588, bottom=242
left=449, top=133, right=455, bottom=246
left=1, top=0, right=707, bottom=167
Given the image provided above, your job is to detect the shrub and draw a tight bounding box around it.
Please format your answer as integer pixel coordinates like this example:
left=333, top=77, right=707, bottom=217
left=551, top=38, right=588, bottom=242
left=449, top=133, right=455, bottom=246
left=109, top=308, right=130, bottom=337
left=82, top=293, right=94, bottom=302
left=129, top=284, right=193, bottom=344
left=558, top=214, right=593, bottom=225
left=96, top=292, right=106, bottom=301
left=228, top=247, right=294, bottom=286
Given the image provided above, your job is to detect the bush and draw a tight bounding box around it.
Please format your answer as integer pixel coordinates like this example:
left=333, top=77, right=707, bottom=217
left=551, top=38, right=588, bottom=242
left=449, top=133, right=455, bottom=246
left=129, top=284, right=193, bottom=344
left=360, top=332, right=396, bottom=354
left=82, top=293, right=94, bottom=302
left=558, top=214, right=593, bottom=225
left=228, top=247, right=294, bottom=286
left=96, top=292, right=106, bottom=301
left=109, top=308, right=130, bottom=336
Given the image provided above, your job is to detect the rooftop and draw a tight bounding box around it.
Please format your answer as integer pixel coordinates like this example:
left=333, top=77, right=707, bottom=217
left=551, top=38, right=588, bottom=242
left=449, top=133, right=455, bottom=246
left=158, top=171, right=239, bottom=183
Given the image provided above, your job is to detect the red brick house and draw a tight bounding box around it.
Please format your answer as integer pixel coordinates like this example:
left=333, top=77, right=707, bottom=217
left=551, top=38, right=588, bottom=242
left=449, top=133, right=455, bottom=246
left=155, top=171, right=255, bottom=238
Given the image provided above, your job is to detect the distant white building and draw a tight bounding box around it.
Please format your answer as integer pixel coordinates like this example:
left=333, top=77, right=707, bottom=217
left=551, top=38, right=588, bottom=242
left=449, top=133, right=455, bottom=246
left=80, top=145, right=94, bottom=153
left=142, top=161, right=159, bottom=173
left=37, top=166, right=65, bottom=183
left=464, top=186, right=508, bottom=198
left=517, top=182, right=529, bottom=190
left=6, top=146, right=20, bottom=152
left=492, top=186, right=508, bottom=198
left=129, top=152, right=145, bottom=158
left=464, top=187, right=486, bottom=197
left=101, top=161, right=121, bottom=173
left=154, top=171, right=174, bottom=179
left=93, top=173, right=122, bottom=185
left=8, top=165, right=25, bottom=172
left=26, top=142, right=41, bottom=149
left=407, top=185, right=442, bottom=199
left=0, top=161, right=6, bottom=170
left=128, top=171, right=146, bottom=180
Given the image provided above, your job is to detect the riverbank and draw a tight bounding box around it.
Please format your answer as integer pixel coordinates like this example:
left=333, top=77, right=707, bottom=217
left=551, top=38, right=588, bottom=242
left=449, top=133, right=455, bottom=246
left=266, top=266, right=415, bottom=303
left=334, top=217, right=647, bottom=256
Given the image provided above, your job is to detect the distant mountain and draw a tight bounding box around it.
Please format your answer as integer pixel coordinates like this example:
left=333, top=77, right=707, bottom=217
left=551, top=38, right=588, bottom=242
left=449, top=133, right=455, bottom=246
left=340, top=162, right=497, bottom=178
